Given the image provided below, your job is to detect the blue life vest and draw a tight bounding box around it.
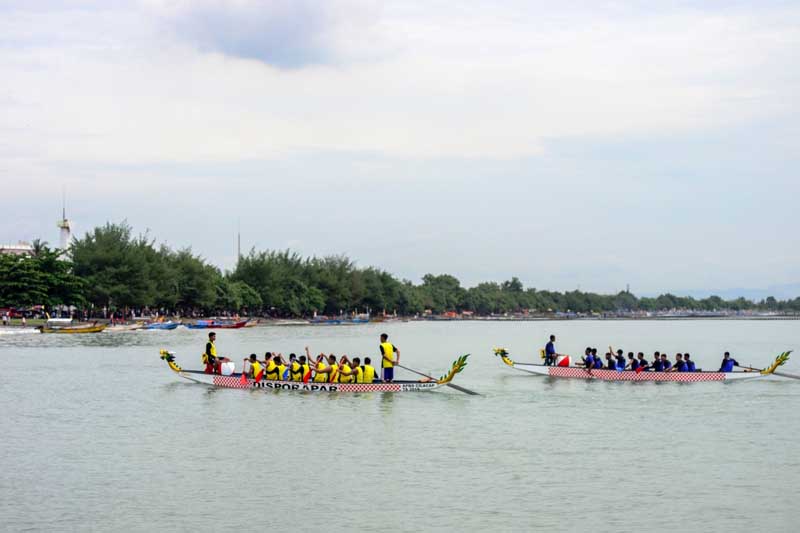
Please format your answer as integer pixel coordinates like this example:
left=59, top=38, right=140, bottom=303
left=686, top=360, right=696, bottom=372
left=585, top=355, right=594, bottom=367
left=720, top=359, right=736, bottom=372
left=675, top=360, right=688, bottom=372
left=653, top=360, right=664, bottom=372
left=593, top=358, right=603, bottom=369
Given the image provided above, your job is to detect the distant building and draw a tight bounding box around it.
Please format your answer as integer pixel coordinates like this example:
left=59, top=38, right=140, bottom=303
left=0, top=242, right=33, bottom=256
left=57, top=204, right=71, bottom=252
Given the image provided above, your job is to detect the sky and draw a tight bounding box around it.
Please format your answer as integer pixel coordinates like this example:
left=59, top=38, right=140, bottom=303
left=1, top=0, right=799, bottom=296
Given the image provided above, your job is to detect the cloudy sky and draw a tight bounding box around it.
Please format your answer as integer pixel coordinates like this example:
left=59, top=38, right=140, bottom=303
left=2, top=0, right=798, bottom=295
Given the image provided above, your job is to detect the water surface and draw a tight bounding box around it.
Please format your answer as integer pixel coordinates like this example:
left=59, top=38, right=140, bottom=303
left=1, top=320, right=798, bottom=532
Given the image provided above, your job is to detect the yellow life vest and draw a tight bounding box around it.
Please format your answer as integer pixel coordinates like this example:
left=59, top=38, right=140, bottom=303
left=301, top=364, right=310, bottom=381
left=290, top=362, right=302, bottom=381
left=362, top=364, right=376, bottom=383
left=380, top=342, right=395, bottom=368
left=251, top=361, right=263, bottom=379
left=264, top=361, right=278, bottom=380
left=329, top=363, right=339, bottom=383
left=314, top=361, right=327, bottom=382
left=276, top=364, right=287, bottom=381
left=339, top=363, right=352, bottom=383
left=354, top=366, right=364, bottom=383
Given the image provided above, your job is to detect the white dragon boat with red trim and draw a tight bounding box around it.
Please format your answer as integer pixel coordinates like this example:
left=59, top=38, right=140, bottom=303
left=493, top=348, right=790, bottom=382
left=160, top=350, right=469, bottom=393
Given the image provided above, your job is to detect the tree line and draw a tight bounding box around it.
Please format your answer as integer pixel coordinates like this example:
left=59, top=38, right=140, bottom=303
left=1, top=222, right=799, bottom=317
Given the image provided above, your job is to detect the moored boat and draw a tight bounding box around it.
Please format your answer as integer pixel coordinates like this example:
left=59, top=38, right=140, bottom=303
left=144, top=321, right=181, bottom=330
left=105, top=323, right=144, bottom=332
left=493, top=348, right=791, bottom=382
left=40, top=323, right=107, bottom=334
left=159, top=350, right=470, bottom=393
left=185, top=319, right=248, bottom=329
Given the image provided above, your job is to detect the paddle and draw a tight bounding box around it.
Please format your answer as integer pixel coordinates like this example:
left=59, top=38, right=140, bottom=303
left=396, top=363, right=479, bottom=396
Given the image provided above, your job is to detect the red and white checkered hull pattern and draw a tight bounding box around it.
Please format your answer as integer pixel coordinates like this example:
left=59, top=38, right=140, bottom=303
left=179, top=373, right=444, bottom=392
left=508, top=363, right=765, bottom=382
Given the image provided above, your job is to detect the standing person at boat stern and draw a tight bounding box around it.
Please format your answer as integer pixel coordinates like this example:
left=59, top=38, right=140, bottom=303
left=380, top=333, right=400, bottom=382
left=544, top=335, right=558, bottom=366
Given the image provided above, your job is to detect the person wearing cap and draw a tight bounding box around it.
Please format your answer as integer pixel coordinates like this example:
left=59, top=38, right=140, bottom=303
left=684, top=353, right=696, bottom=372
left=719, top=351, right=739, bottom=372
left=379, top=333, right=400, bottom=382
left=544, top=335, right=558, bottom=366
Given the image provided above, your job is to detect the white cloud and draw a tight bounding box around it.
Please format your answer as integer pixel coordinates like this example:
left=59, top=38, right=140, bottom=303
left=1, top=1, right=798, bottom=165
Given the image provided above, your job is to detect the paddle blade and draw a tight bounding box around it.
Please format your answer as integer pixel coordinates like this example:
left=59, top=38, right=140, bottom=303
left=239, top=373, right=248, bottom=385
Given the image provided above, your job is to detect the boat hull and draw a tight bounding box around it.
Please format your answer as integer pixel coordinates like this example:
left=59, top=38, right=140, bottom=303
left=40, top=324, right=106, bottom=334
left=507, top=362, right=765, bottom=382
left=144, top=322, right=180, bottom=330
left=177, top=371, right=444, bottom=392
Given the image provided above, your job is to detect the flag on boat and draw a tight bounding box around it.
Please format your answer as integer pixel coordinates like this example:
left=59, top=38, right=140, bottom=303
left=239, top=372, right=248, bottom=385
left=556, top=355, right=571, bottom=367
left=303, top=369, right=311, bottom=383
left=282, top=368, right=290, bottom=381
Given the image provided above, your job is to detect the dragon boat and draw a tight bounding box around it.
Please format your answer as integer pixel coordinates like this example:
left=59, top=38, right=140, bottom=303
left=493, top=348, right=791, bottom=382
left=160, top=350, right=470, bottom=393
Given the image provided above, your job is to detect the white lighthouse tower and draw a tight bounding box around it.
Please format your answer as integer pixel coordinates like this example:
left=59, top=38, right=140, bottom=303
left=57, top=194, right=71, bottom=253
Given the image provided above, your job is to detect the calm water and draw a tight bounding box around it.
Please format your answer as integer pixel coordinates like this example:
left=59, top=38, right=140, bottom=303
left=1, top=320, right=799, bottom=532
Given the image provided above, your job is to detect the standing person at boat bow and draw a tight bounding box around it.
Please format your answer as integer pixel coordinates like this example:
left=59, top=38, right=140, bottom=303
left=202, top=332, right=230, bottom=374
left=380, top=333, right=400, bottom=382
left=719, top=352, right=740, bottom=372
left=544, top=335, right=558, bottom=366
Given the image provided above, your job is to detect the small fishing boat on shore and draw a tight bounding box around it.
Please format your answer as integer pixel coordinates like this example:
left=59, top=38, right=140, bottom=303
left=159, top=350, right=470, bottom=393
left=493, top=348, right=791, bottom=382
left=40, top=323, right=106, bottom=334
left=184, top=319, right=248, bottom=329
left=143, top=321, right=181, bottom=330
left=105, top=323, right=144, bottom=332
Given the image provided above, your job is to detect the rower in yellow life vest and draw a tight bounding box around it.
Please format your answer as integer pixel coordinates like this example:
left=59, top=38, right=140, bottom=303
left=288, top=354, right=303, bottom=382
left=263, top=352, right=279, bottom=380
left=379, top=333, right=400, bottom=383
left=274, top=354, right=287, bottom=381
left=312, top=353, right=329, bottom=383
left=362, top=357, right=377, bottom=383
left=339, top=355, right=355, bottom=383
left=326, top=355, right=339, bottom=383
left=245, top=354, right=263, bottom=380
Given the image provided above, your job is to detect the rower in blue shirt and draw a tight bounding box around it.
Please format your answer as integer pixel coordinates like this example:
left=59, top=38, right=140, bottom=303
left=652, top=352, right=664, bottom=371
left=615, top=349, right=626, bottom=370
left=671, top=353, right=688, bottom=372
left=684, top=353, right=696, bottom=372
left=719, top=351, right=739, bottom=372
left=661, top=354, right=672, bottom=371
left=593, top=354, right=603, bottom=369
left=581, top=347, right=593, bottom=368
